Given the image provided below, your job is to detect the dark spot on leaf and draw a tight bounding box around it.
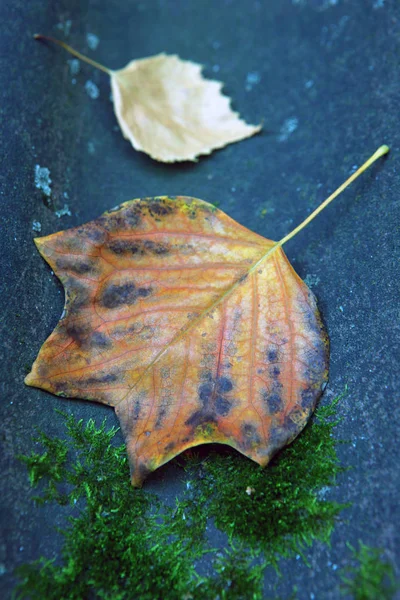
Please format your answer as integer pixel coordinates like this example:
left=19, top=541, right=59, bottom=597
left=122, top=205, right=142, bottom=228
left=302, top=299, right=323, bottom=338
left=198, top=382, right=213, bottom=407
left=284, top=414, right=303, bottom=434
left=197, top=373, right=234, bottom=418
left=138, top=287, right=152, bottom=297
left=241, top=423, right=261, bottom=449
left=100, top=282, right=152, bottom=309
left=84, top=373, right=119, bottom=385
left=215, top=396, right=232, bottom=416
left=52, top=381, right=67, bottom=394
left=165, top=441, right=175, bottom=452
left=155, top=407, right=167, bottom=429
left=267, top=348, right=279, bottom=363
left=74, top=262, right=93, bottom=275
left=132, top=400, right=141, bottom=421
left=107, top=239, right=169, bottom=256
left=147, top=198, right=176, bottom=217
left=98, top=204, right=143, bottom=231
left=56, top=259, right=94, bottom=275
left=263, top=392, right=283, bottom=414
left=101, top=283, right=136, bottom=308
left=107, top=240, right=130, bottom=254
left=300, top=387, right=317, bottom=410
left=90, top=332, right=111, bottom=348
left=66, top=323, right=90, bottom=347
left=185, top=410, right=216, bottom=429
left=84, top=226, right=107, bottom=244
left=217, top=376, right=233, bottom=393
left=143, top=240, right=170, bottom=255
left=242, top=423, right=256, bottom=435
left=268, top=426, right=287, bottom=447
left=270, top=365, right=280, bottom=378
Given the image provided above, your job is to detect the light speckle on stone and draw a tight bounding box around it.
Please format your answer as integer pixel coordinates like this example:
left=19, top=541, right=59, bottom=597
left=373, top=0, right=384, bottom=7
left=85, top=80, right=99, bottom=99
left=86, top=33, right=100, bottom=50
left=245, top=71, right=261, bottom=91
left=278, top=117, right=298, bottom=142
left=88, top=141, right=95, bottom=155
left=212, top=64, right=220, bottom=73
left=32, top=220, right=42, bottom=233
left=292, top=0, right=338, bottom=7
left=304, top=274, right=321, bottom=288
left=34, top=165, right=52, bottom=197
left=305, top=79, right=314, bottom=89
left=317, top=485, right=331, bottom=499
left=56, top=19, right=72, bottom=36
left=68, top=59, right=80, bottom=76
left=55, top=204, right=72, bottom=218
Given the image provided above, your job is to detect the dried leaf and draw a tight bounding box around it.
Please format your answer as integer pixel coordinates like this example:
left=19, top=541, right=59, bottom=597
left=25, top=146, right=389, bottom=486
left=111, top=53, right=261, bottom=162
left=35, top=36, right=261, bottom=163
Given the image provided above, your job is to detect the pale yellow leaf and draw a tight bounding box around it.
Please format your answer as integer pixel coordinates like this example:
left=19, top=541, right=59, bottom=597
left=110, top=53, right=261, bottom=162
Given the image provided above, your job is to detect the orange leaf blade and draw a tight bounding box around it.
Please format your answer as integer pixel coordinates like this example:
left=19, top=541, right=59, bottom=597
left=26, top=196, right=328, bottom=486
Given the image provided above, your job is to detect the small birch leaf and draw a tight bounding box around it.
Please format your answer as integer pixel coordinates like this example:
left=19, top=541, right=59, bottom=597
left=111, top=53, right=261, bottom=162
left=35, top=36, right=261, bottom=163
left=25, top=146, right=388, bottom=486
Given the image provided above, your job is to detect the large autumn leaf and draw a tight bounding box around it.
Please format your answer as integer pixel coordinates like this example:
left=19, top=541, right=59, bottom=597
left=25, top=147, right=388, bottom=486
left=34, top=35, right=261, bottom=163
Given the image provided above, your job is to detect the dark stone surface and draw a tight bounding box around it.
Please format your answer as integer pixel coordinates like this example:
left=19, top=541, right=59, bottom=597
left=1, top=0, right=399, bottom=598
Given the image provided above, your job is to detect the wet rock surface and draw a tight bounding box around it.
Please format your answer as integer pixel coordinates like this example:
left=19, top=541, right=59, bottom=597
left=1, top=1, right=399, bottom=597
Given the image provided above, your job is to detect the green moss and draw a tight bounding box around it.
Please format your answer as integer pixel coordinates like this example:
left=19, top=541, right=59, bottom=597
left=193, top=548, right=267, bottom=600
left=184, top=398, right=349, bottom=567
left=15, top=398, right=351, bottom=599
left=340, top=542, right=399, bottom=600
left=15, top=416, right=198, bottom=600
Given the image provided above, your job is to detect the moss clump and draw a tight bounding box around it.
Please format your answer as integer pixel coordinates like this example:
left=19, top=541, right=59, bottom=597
left=340, top=542, right=399, bottom=600
left=15, top=416, right=196, bottom=600
left=184, top=400, right=349, bottom=566
left=15, top=399, right=351, bottom=599
left=15, top=416, right=266, bottom=600
left=195, top=548, right=267, bottom=600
